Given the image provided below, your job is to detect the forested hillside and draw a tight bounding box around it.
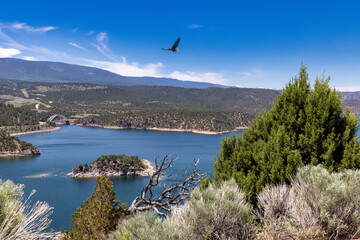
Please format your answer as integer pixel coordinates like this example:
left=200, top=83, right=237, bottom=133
left=0, top=102, right=38, bottom=126
left=80, top=109, right=250, bottom=132
left=0, top=79, right=279, bottom=132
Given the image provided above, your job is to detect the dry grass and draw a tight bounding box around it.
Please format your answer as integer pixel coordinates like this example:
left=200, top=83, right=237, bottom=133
left=0, top=183, right=58, bottom=240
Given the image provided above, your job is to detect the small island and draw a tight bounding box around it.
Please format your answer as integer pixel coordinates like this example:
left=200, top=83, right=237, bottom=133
left=67, top=154, right=155, bottom=178
left=0, top=130, right=40, bottom=156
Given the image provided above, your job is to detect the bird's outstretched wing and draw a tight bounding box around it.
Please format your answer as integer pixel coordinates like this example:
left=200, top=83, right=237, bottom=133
left=171, top=38, right=181, bottom=50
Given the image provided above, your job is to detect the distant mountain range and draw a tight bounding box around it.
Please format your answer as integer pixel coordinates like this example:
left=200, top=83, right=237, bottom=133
left=0, top=58, right=227, bottom=89
left=341, top=91, right=360, bottom=113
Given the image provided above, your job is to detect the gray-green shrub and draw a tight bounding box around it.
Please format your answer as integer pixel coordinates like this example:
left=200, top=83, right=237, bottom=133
left=257, top=165, right=360, bottom=239
left=0, top=179, right=56, bottom=240
left=109, top=211, right=179, bottom=240
left=176, top=179, right=254, bottom=240
left=110, top=179, right=255, bottom=240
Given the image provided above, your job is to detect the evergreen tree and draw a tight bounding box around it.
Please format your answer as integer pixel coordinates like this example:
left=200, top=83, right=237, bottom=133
left=213, top=66, right=360, bottom=203
left=62, top=176, right=127, bottom=240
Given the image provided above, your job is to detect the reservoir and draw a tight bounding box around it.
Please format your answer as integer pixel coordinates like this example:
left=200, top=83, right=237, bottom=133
left=0, top=125, right=242, bottom=231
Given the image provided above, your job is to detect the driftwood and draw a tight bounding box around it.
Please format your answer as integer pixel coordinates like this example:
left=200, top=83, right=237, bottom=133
left=128, top=155, right=205, bottom=217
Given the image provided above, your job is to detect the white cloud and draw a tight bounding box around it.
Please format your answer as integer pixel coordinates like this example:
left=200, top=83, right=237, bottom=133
left=71, top=28, right=79, bottom=33
left=168, top=71, right=227, bottom=85
left=0, top=27, right=67, bottom=58
left=85, top=59, right=163, bottom=77
left=28, top=46, right=68, bottom=58
left=188, top=24, right=202, bottom=29
left=96, top=32, right=108, bottom=49
left=87, top=31, right=95, bottom=36
left=237, top=68, right=265, bottom=80
left=69, top=42, right=86, bottom=51
left=22, top=56, right=37, bottom=61
left=83, top=58, right=227, bottom=86
left=0, top=47, right=21, bottom=57
left=92, top=44, right=122, bottom=62
left=335, top=86, right=360, bottom=92
left=1, top=22, right=57, bottom=33
left=0, top=30, right=26, bottom=49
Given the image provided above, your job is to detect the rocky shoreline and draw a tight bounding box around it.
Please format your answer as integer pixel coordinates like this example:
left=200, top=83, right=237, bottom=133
left=0, top=130, right=41, bottom=157
left=67, top=159, right=155, bottom=178
left=79, top=123, right=247, bottom=135
left=0, top=150, right=40, bottom=157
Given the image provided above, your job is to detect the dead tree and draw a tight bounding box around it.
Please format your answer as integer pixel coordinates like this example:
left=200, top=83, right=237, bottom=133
left=128, top=155, right=206, bottom=217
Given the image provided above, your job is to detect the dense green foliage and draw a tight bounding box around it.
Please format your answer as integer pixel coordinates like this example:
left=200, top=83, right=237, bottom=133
left=213, top=66, right=360, bottom=202
left=0, top=102, right=38, bottom=126
left=62, top=176, right=127, bottom=240
left=110, top=180, right=255, bottom=240
left=0, top=130, right=39, bottom=154
left=34, top=84, right=277, bottom=113
left=72, top=154, right=146, bottom=175
left=0, top=100, right=55, bottom=134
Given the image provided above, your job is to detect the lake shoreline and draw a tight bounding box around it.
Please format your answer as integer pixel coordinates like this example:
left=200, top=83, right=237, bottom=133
left=79, top=124, right=247, bottom=135
left=0, top=152, right=40, bottom=157
left=10, top=127, right=60, bottom=136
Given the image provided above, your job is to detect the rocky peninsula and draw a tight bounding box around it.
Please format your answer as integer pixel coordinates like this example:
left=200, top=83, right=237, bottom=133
left=67, top=154, right=155, bottom=178
left=0, top=130, right=40, bottom=157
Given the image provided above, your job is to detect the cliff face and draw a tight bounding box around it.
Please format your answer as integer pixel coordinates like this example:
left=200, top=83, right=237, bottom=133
left=67, top=155, right=154, bottom=178
left=0, top=131, right=40, bottom=156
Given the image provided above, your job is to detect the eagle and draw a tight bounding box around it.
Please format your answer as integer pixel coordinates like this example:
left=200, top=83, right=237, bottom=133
left=162, top=37, right=181, bottom=53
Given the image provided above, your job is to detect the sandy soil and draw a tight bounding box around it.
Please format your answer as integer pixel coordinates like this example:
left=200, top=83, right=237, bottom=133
left=24, top=172, right=52, bottom=178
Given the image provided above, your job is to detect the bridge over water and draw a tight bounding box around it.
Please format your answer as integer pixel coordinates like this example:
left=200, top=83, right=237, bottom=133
left=47, top=114, right=70, bottom=125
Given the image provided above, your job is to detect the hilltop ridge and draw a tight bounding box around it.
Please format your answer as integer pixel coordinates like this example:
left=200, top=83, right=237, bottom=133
left=0, top=58, right=227, bottom=88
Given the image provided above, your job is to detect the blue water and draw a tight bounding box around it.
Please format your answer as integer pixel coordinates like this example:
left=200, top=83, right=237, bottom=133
left=0, top=125, right=242, bottom=231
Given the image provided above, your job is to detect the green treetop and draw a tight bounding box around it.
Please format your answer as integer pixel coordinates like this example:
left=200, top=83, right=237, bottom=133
left=213, top=66, right=360, bottom=203
left=62, top=175, right=127, bottom=240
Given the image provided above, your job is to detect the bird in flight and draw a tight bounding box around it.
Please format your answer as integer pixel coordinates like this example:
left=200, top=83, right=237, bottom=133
left=162, top=37, right=181, bottom=53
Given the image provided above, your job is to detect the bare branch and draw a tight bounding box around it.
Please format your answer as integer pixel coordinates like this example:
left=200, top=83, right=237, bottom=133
left=128, top=155, right=206, bottom=217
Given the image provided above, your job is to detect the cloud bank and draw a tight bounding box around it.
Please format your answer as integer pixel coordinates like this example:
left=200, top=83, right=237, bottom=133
left=83, top=58, right=228, bottom=85
left=86, top=59, right=163, bottom=77
left=0, top=47, right=21, bottom=57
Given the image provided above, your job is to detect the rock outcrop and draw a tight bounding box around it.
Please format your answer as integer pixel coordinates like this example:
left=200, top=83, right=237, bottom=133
left=67, top=154, right=155, bottom=178
left=0, top=130, right=40, bottom=156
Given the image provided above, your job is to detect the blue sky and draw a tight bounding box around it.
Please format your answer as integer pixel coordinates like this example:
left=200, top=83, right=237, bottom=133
left=0, top=0, right=360, bottom=90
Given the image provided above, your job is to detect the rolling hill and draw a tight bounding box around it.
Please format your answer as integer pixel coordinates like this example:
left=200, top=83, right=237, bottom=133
left=0, top=58, right=226, bottom=88
left=0, top=79, right=280, bottom=132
